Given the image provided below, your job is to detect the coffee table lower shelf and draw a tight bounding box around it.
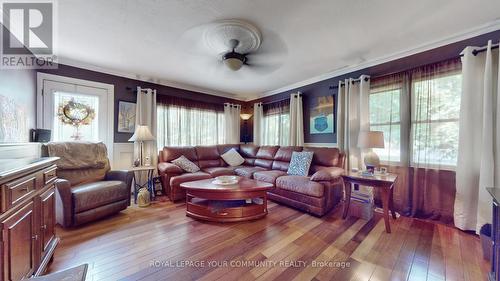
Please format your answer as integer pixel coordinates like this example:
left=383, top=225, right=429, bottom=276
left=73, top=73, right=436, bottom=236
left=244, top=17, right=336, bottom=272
left=186, top=197, right=268, bottom=222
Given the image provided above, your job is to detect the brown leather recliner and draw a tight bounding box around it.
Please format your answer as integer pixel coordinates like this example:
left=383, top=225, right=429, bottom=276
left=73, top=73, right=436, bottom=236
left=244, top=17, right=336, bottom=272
left=158, top=144, right=345, bottom=216
left=43, top=142, right=133, bottom=228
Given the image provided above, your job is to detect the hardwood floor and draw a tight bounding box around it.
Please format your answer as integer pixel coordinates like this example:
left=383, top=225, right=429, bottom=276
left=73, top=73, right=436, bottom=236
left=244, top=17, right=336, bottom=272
left=48, top=198, right=489, bottom=281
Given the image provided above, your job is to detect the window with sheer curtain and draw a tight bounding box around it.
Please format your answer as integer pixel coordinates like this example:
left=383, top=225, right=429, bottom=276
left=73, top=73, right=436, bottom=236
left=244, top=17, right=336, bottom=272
left=262, top=100, right=290, bottom=145
left=411, top=66, right=462, bottom=168
left=157, top=101, right=225, bottom=147
left=369, top=75, right=405, bottom=163
left=368, top=58, right=462, bottom=168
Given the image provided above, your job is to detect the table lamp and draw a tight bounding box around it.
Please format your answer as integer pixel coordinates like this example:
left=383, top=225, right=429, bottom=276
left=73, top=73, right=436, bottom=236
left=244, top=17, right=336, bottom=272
left=129, top=125, right=155, bottom=166
left=357, top=131, right=385, bottom=171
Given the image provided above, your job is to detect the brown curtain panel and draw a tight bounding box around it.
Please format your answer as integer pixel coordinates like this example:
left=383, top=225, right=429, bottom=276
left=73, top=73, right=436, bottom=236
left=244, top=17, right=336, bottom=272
left=156, top=94, right=224, bottom=112
left=263, top=99, right=290, bottom=115
left=371, top=57, right=462, bottom=224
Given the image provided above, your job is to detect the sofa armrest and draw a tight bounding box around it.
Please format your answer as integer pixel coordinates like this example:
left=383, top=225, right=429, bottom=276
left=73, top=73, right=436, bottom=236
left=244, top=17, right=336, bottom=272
left=106, top=170, right=133, bottom=206
left=54, top=179, right=73, bottom=228
left=158, top=162, right=183, bottom=175
left=106, top=170, right=133, bottom=185
left=310, top=167, right=344, bottom=182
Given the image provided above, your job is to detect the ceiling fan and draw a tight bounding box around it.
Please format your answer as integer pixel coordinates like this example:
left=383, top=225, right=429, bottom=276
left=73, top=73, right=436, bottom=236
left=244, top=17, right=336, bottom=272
left=179, top=19, right=287, bottom=75
left=222, top=39, right=248, bottom=71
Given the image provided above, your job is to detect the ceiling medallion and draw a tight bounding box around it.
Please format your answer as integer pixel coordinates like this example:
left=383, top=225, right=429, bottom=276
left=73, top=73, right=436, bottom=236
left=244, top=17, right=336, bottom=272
left=203, top=19, right=262, bottom=54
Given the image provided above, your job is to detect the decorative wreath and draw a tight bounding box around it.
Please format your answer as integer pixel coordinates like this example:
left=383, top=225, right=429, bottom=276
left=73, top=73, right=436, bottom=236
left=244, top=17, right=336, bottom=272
left=58, top=99, right=96, bottom=126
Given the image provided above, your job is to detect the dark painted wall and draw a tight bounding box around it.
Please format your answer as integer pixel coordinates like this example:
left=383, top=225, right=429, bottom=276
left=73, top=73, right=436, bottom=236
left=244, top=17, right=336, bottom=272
left=38, top=64, right=241, bottom=143
left=247, top=29, right=500, bottom=144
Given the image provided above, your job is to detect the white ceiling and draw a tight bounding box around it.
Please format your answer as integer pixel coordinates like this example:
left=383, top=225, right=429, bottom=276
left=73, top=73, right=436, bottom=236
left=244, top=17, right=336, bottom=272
left=56, top=0, right=500, bottom=100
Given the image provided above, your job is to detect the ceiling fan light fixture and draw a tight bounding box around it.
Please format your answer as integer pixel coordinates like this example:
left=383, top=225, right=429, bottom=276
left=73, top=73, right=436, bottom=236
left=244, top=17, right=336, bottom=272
left=222, top=51, right=246, bottom=71
left=224, top=58, right=243, bottom=71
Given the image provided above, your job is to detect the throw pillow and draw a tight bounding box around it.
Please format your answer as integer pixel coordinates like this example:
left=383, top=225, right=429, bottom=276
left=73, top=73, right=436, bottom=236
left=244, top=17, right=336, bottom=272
left=221, top=148, right=245, bottom=167
left=287, top=151, right=314, bottom=176
left=171, top=155, right=200, bottom=173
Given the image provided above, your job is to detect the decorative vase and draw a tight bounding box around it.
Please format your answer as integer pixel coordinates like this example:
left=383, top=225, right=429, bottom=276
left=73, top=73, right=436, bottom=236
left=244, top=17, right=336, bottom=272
left=137, top=188, right=151, bottom=207
left=133, top=159, right=140, bottom=167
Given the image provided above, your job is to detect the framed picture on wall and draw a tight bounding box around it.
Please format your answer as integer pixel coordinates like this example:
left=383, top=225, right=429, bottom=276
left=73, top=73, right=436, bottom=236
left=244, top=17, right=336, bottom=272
left=117, top=101, right=136, bottom=133
left=310, top=95, right=335, bottom=134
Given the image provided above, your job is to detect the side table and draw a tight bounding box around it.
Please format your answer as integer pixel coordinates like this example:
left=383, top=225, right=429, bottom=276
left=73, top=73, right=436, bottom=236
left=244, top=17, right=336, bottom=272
left=131, top=166, right=155, bottom=204
left=341, top=172, right=398, bottom=233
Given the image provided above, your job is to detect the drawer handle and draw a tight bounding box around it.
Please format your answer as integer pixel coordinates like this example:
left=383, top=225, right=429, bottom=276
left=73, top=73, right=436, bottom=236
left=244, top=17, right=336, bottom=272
left=218, top=212, right=228, bottom=216
left=32, top=235, right=38, bottom=240
left=23, top=187, right=30, bottom=192
left=41, top=224, right=47, bottom=230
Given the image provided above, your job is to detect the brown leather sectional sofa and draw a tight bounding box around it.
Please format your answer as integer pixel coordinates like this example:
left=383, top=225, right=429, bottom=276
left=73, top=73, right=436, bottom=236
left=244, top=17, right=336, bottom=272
left=158, top=144, right=345, bottom=216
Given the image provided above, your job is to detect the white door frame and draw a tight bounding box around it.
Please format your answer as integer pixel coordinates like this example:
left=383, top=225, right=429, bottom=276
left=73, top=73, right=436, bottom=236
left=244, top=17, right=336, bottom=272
left=36, top=72, right=115, bottom=163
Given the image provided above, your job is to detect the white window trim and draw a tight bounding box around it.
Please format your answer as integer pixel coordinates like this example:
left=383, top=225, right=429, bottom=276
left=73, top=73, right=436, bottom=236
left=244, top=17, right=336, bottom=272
left=36, top=73, right=115, bottom=163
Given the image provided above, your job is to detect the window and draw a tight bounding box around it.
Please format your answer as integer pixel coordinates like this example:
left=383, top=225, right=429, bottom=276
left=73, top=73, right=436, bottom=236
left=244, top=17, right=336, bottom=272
left=411, top=72, right=462, bottom=167
left=52, top=92, right=100, bottom=141
left=368, top=58, right=462, bottom=168
left=263, top=112, right=289, bottom=145
left=369, top=87, right=401, bottom=162
left=157, top=103, right=225, bottom=146
left=262, top=100, right=290, bottom=145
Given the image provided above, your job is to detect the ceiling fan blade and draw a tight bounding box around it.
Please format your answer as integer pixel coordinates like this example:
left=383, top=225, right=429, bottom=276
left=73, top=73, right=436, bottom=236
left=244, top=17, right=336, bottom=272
left=244, top=62, right=282, bottom=75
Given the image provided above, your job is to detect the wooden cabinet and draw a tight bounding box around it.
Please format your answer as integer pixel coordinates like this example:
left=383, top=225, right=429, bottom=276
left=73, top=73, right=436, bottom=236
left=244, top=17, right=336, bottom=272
left=0, top=158, right=59, bottom=281
left=1, top=202, right=36, bottom=281
left=39, top=188, right=55, bottom=258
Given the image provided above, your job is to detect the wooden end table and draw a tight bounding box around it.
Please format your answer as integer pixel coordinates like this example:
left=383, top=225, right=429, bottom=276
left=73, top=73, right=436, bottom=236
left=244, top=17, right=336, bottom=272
left=342, top=172, right=398, bottom=233
left=180, top=177, right=273, bottom=222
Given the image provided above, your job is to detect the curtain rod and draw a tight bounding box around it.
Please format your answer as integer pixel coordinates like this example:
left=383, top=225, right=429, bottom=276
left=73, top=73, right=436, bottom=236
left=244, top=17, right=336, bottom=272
left=252, top=93, right=302, bottom=107
left=126, top=86, right=155, bottom=93
left=459, top=43, right=499, bottom=57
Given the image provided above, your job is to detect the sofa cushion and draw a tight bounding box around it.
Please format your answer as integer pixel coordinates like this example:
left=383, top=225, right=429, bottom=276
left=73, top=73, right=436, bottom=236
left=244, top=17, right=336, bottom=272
left=287, top=151, right=314, bottom=176
left=256, top=146, right=280, bottom=160
left=195, top=145, right=220, bottom=160
left=253, top=170, right=286, bottom=184
left=162, top=146, right=198, bottom=162
left=202, top=167, right=236, bottom=177
left=254, top=159, right=274, bottom=169
left=196, top=146, right=224, bottom=168
left=234, top=166, right=267, bottom=178
left=170, top=172, right=211, bottom=188
left=240, top=144, right=259, bottom=158
left=240, top=145, right=259, bottom=165
left=272, top=146, right=303, bottom=171
left=72, top=180, right=128, bottom=212
left=276, top=176, right=324, bottom=198
left=303, top=147, right=341, bottom=167
left=217, top=144, right=240, bottom=155
left=171, top=155, right=200, bottom=173
left=221, top=148, right=245, bottom=167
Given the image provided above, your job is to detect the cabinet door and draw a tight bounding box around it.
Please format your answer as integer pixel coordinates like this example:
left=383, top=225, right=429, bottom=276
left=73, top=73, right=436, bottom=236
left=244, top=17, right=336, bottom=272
left=1, top=201, right=36, bottom=281
left=40, top=187, right=55, bottom=257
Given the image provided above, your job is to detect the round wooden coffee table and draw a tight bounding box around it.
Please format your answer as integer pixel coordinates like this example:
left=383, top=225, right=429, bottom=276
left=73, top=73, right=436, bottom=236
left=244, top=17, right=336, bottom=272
left=180, top=177, right=273, bottom=222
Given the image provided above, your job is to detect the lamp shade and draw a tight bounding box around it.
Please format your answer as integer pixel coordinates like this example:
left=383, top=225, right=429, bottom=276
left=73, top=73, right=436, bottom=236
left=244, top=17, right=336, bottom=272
left=357, top=131, right=384, bottom=149
left=128, top=125, right=155, bottom=142
left=240, top=113, right=252, bottom=120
